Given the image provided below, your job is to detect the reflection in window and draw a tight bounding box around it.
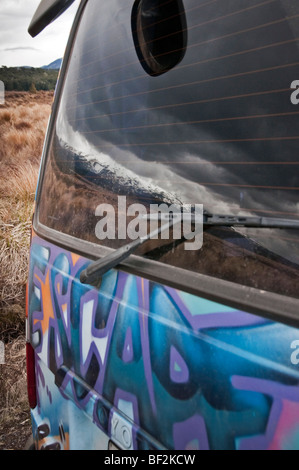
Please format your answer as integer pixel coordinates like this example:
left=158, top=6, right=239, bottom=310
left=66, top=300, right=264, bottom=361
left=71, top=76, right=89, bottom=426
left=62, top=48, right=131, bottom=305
left=37, top=0, right=299, bottom=299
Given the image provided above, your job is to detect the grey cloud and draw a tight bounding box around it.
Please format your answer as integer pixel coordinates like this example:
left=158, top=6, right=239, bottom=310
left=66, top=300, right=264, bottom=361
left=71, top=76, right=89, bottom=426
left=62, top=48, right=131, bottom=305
left=0, top=0, right=79, bottom=66
left=3, top=46, right=40, bottom=52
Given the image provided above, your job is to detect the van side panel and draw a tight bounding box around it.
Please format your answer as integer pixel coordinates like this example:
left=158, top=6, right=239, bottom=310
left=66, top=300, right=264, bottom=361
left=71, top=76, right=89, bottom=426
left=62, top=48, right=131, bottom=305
left=28, top=234, right=299, bottom=450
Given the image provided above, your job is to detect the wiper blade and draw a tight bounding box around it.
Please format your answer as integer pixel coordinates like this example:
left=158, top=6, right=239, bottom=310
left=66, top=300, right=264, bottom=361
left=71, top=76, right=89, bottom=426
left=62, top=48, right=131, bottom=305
left=146, top=210, right=299, bottom=229
left=204, top=211, right=299, bottom=229
left=80, top=209, right=299, bottom=285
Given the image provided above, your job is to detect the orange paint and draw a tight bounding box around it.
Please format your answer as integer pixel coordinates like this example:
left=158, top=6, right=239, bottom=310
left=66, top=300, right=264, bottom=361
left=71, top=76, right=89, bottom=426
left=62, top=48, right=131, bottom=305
left=35, top=270, right=55, bottom=335
left=31, top=227, right=37, bottom=239
left=71, top=252, right=81, bottom=266
left=37, top=433, right=70, bottom=450
left=61, top=303, right=67, bottom=314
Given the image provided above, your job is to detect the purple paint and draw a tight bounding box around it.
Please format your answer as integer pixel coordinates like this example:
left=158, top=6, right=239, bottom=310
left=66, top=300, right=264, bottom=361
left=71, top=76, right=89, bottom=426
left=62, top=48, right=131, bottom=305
left=173, top=414, right=209, bottom=450
left=122, top=327, right=134, bottom=363
left=137, top=278, right=157, bottom=415
left=232, top=375, right=299, bottom=450
left=164, top=287, right=268, bottom=330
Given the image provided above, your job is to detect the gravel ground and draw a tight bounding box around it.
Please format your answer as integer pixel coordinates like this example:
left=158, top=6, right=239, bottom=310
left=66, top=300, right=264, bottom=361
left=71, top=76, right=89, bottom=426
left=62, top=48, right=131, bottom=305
left=0, top=414, right=32, bottom=450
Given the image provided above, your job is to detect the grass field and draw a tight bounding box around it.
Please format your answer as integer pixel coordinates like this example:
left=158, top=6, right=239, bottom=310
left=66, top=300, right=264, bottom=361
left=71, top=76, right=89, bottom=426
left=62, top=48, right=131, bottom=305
left=0, top=91, right=53, bottom=449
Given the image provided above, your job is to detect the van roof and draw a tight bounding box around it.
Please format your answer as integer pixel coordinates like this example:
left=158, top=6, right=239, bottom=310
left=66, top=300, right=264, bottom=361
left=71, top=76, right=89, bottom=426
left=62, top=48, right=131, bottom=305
left=28, top=0, right=76, bottom=37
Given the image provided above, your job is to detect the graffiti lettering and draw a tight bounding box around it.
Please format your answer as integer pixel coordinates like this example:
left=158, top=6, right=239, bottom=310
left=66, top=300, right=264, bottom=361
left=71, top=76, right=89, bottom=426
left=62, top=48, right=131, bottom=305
left=29, top=237, right=299, bottom=450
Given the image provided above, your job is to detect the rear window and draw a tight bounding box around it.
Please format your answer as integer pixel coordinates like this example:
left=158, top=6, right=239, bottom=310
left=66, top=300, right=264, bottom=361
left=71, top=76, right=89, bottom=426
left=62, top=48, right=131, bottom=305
left=38, top=0, right=299, bottom=299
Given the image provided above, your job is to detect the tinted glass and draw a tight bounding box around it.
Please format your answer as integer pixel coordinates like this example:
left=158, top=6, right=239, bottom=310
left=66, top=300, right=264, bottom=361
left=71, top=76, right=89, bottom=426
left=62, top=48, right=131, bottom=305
left=38, top=0, right=299, bottom=299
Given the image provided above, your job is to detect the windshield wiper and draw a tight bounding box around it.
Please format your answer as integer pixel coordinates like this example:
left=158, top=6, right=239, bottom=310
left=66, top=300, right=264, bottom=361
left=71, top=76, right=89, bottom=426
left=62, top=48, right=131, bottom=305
left=199, top=210, right=299, bottom=229
left=80, top=210, right=299, bottom=285
left=137, top=210, right=299, bottom=228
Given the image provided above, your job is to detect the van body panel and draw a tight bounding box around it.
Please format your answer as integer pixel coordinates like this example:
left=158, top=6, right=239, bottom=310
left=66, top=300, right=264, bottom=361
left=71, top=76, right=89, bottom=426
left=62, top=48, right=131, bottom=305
left=28, top=234, right=299, bottom=450
left=27, top=0, right=299, bottom=451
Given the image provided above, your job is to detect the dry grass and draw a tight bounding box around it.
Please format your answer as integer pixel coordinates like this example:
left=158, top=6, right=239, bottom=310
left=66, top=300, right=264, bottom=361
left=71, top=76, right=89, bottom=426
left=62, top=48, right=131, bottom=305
left=0, top=92, right=53, bottom=449
left=0, top=91, right=53, bottom=340
left=0, top=337, right=31, bottom=449
left=0, top=338, right=27, bottom=421
left=0, top=91, right=52, bottom=168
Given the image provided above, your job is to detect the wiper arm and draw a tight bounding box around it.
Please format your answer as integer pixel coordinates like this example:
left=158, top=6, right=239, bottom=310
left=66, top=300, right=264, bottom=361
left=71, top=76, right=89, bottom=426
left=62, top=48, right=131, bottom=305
left=80, top=218, right=176, bottom=284
left=80, top=209, right=299, bottom=285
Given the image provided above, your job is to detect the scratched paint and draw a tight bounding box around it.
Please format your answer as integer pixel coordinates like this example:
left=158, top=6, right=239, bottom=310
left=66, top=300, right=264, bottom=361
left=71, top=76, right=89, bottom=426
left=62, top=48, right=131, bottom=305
left=28, top=235, right=299, bottom=450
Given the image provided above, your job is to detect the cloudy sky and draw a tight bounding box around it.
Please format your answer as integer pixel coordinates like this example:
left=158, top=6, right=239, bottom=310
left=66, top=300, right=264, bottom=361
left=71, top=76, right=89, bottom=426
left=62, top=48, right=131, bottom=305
left=0, top=0, right=80, bottom=67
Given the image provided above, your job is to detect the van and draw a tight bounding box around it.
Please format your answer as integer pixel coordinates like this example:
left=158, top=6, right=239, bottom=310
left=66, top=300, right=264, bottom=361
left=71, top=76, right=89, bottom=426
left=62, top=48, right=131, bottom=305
left=26, top=0, right=299, bottom=450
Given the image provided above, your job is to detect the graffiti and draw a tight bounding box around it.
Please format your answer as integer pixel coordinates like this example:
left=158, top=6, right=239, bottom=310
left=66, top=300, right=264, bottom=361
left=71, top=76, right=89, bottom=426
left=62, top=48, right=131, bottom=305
left=28, top=235, right=299, bottom=450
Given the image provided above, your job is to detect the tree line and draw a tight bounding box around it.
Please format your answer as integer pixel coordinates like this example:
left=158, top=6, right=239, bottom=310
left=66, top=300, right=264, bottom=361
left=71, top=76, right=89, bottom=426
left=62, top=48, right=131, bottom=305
left=0, top=66, right=59, bottom=92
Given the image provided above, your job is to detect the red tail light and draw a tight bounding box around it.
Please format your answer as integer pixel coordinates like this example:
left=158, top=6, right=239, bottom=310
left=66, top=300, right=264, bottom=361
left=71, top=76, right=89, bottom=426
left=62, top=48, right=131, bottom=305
left=26, top=341, right=37, bottom=409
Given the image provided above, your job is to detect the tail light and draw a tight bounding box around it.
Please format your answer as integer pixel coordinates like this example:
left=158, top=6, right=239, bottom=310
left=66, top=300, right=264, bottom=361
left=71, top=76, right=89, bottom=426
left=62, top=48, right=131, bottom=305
left=26, top=341, right=37, bottom=409
left=26, top=282, right=37, bottom=409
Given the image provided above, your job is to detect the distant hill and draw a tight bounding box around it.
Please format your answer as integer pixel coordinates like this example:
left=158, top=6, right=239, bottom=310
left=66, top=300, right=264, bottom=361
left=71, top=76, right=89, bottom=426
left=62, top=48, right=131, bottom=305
left=0, top=66, right=59, bottom=91
left=42, top=58, right=62, bottom=70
